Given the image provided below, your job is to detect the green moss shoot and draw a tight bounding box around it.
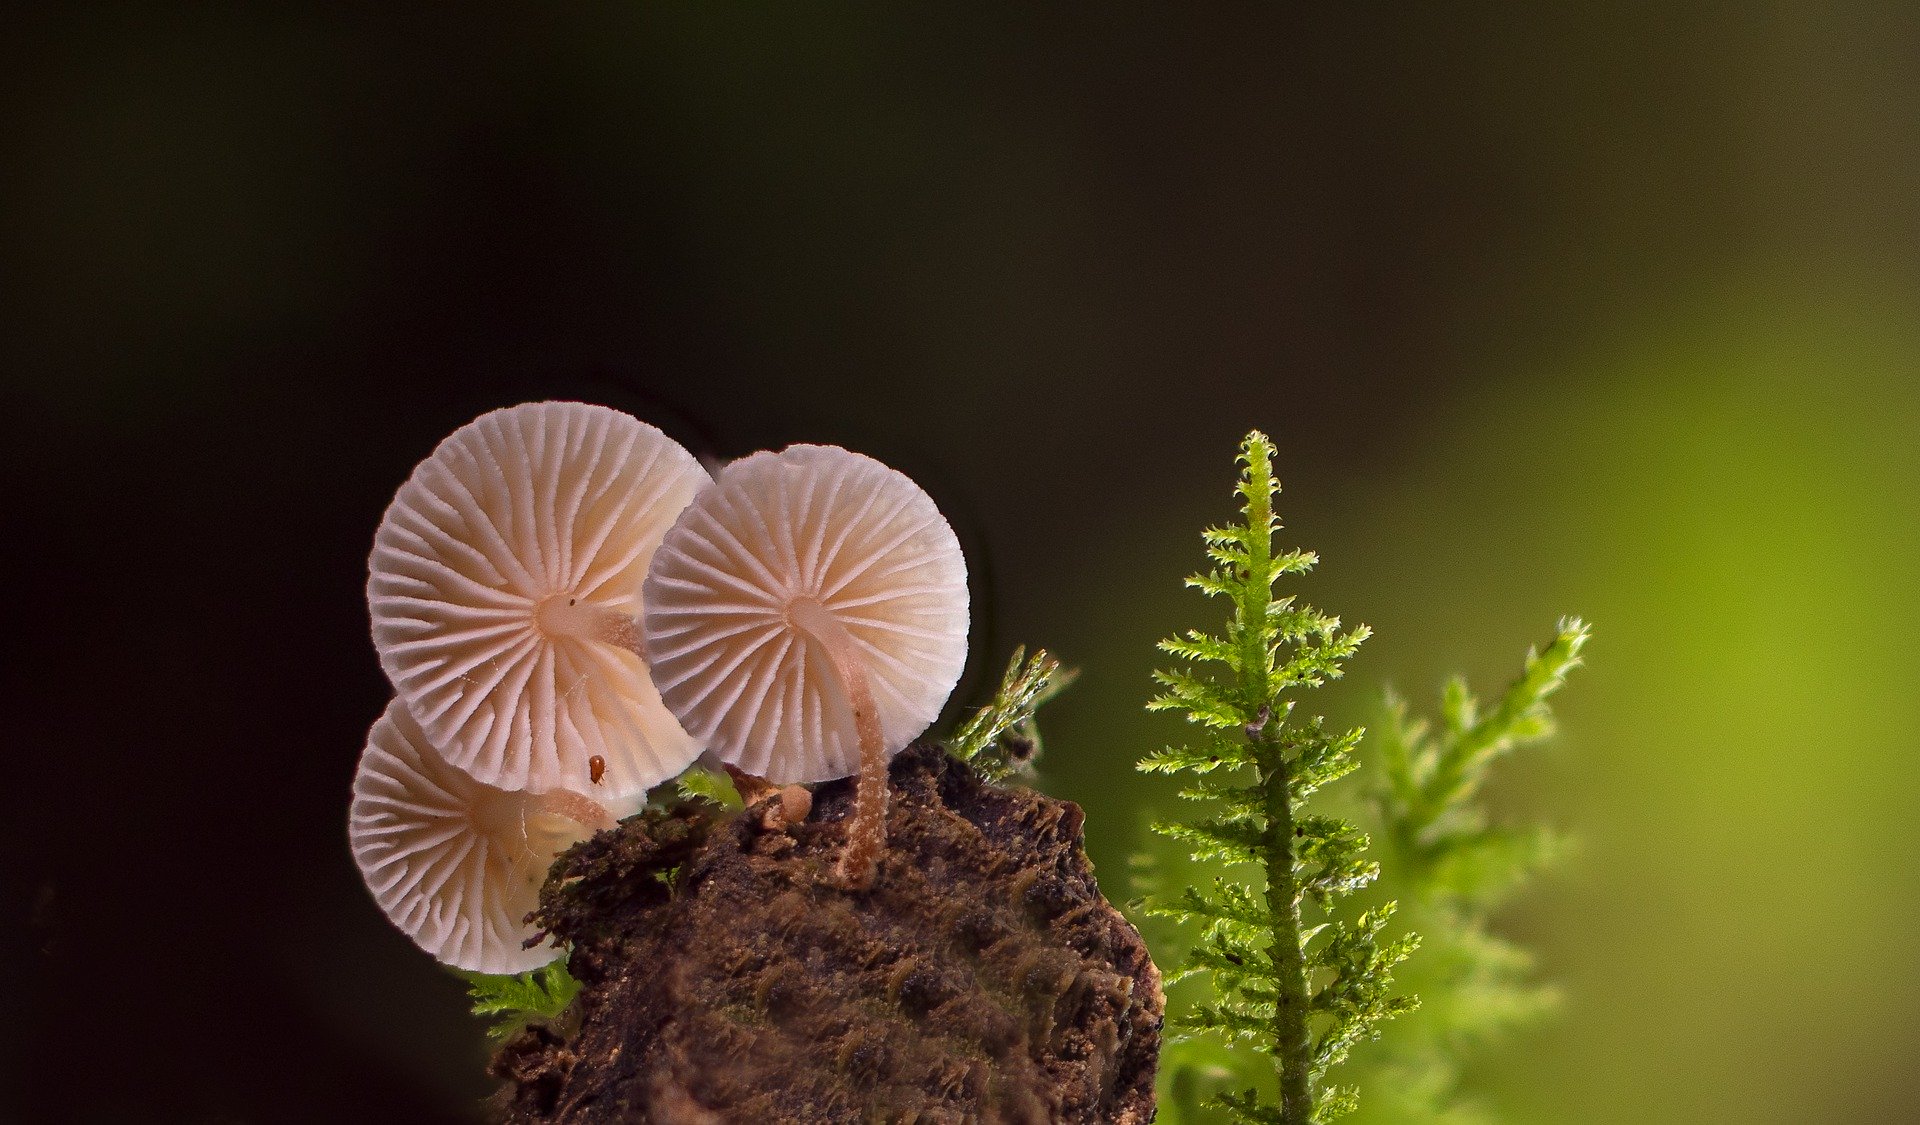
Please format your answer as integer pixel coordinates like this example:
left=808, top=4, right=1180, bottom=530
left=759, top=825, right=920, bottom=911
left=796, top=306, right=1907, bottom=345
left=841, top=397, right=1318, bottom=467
left=1139, top=432, right=1415, bottom=1124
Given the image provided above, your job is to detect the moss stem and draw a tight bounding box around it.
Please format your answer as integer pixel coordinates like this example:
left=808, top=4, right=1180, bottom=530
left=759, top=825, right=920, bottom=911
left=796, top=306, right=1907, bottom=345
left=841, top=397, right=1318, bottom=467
left=1262, top=738, right=1313, bottom=1124
left=1237, top=445, right=1314, bottom=1124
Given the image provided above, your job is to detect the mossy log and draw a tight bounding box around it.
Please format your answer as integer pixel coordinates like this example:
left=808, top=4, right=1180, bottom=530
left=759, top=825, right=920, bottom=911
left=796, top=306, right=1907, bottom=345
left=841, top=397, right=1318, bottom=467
left=491, top=744, right=1163, bottom=1123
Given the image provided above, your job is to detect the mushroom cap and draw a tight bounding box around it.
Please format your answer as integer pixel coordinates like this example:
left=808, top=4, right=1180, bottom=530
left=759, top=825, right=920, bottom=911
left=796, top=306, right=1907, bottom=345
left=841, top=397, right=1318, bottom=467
left=642, top=444, right=969, bottom=783
left=369, top=402, right=708, bottom=802
left=349, top=701, right=604, bottom=974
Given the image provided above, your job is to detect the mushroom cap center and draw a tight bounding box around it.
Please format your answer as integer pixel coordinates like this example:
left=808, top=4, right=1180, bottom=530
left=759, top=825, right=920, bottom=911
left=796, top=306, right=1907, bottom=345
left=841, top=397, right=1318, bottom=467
left=534, top=593, right=643, bottom=655
left=781, top=594, right=835, bottom=638
left=533, top=593, right=600, bottom=639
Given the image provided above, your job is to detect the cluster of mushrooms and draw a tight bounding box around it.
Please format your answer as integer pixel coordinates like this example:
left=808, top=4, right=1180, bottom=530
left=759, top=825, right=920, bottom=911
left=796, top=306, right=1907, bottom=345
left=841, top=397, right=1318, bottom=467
left=348, top=403, right=970, bottom=974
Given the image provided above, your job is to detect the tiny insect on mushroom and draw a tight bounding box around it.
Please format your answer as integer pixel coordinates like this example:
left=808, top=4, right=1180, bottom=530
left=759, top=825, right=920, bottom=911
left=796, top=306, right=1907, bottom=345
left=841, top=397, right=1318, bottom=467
left=642, top=444, right=969, bottom=889
left=349, top=701, right=614, bottom=974
left=368, top=401, right=711, bottom=805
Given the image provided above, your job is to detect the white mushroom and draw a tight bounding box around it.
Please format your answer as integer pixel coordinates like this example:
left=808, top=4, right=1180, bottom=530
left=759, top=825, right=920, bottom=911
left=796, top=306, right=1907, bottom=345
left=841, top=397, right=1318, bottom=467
left=349, top=701, right=613, bottom=974
left=369, top=402, right=709, bottom=803
left=642, top=444, right=969, bottom=887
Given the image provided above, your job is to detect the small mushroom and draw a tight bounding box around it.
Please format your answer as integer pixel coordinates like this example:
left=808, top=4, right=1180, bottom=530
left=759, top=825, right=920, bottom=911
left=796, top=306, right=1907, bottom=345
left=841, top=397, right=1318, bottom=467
left=369, top=402, right=710, bottom=803
left=349, top=701, right=614, bottom=973
left=778, top=785, right=813, bottom=825
left=642, top=444, right=968, bottom=888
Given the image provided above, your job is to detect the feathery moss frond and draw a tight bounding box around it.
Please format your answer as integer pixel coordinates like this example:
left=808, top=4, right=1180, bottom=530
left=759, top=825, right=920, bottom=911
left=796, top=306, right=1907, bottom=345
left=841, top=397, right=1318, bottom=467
left=1390, top=620, right=1589, bottom=849
left=948, top=646, right=1075, bottom=780
left=675, top=766, right=743, bottom=810
left=1381, top=619, right=1589, bottom=876
left=1137, top=432, right=1411, bottom=1125
left=460, top=960, right=581, bottom=1041
left=1343, top=618, right=1590, bottom=1123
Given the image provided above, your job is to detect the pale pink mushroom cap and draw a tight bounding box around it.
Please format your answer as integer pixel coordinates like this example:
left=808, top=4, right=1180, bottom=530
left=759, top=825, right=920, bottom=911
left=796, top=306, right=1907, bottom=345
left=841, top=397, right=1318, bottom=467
left=349, top=701, right=610, bottom=974
left=369, top=402, right=708, bottom=803
left=642, top=444, right=969, bottom=784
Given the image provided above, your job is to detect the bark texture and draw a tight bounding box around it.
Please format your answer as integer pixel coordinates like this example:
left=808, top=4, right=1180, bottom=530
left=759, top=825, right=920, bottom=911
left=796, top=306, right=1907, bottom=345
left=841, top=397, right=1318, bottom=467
left=491, top=743, right=1162, bottom=1124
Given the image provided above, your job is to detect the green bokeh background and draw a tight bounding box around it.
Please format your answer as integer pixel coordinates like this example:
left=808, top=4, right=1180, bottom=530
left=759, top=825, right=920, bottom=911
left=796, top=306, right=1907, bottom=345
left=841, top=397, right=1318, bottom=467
left=7, top=7, right=1918, bottom=1121
left=1047, top=295, right=1920, bottom=1123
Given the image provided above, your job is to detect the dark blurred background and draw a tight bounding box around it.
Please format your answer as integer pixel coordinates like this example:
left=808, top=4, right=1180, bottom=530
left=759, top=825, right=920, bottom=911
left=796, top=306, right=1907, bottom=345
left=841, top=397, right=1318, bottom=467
left=6, top=6, right=1919, bottom=1122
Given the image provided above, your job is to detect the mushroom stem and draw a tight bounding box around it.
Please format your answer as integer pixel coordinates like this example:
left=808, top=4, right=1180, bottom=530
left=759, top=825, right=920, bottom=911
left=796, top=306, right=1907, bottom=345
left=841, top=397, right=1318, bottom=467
left=785, top=597, right=888, bottom=889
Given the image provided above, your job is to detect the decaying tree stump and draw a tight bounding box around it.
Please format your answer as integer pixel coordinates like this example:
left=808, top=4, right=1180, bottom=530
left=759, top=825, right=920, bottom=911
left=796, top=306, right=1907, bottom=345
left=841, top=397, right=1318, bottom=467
left=490, top=743, right=1163, bottom=1123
